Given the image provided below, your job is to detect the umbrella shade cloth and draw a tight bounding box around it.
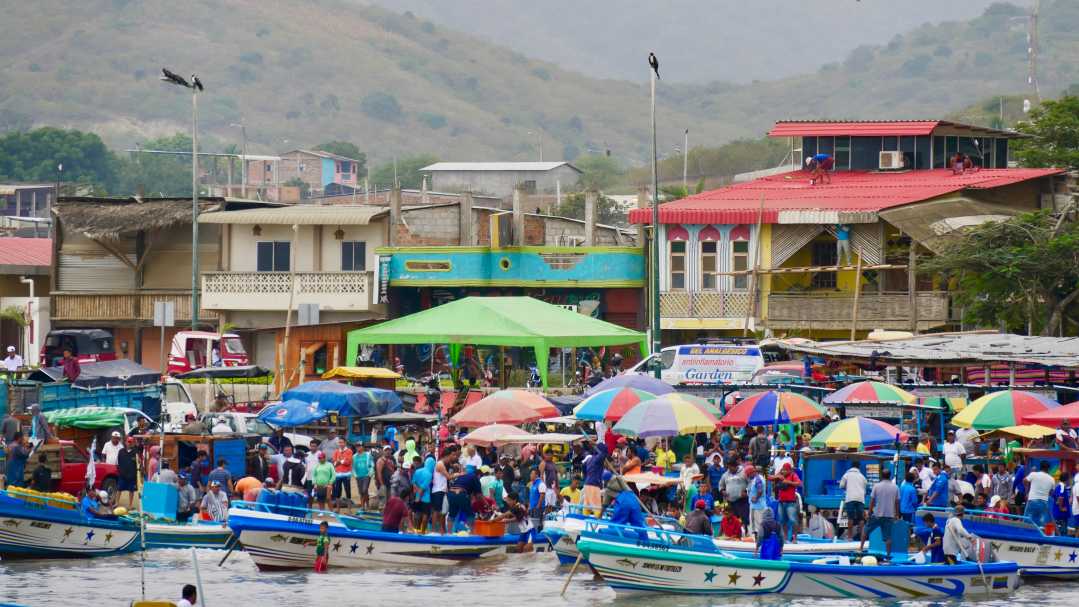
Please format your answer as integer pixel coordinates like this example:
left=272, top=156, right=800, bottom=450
left=321, top=366, right=402, bottom=381
left=822, top=381, right=916, bottom=405
left=720, top=390, right=825, bottom=427
left=174, top=365, right=273, bottom=380
left=450, top=398, right=543, bottom=428
left=346, top=296, right=648, bottom=389
left=30, top=359, right=160, bottom=389
left=257, top=400, right=329, bottom=427
left=585, top=374, right=675, bottom=396
left=951, top=390, right=1059, bottom=430
left=45, top=407, right=125, bottom=429
left=979, top=424, right=1058, bottom=441
left=612, top=396, right=720, bottom=438
left=498, top=433, right=590, bottom=445
left=1024, top=401, right=1079, bottom=427
left=810, top=417, right=908, bottom=449
left=480, top=389, right=560, bottom=418
left=281, top=381, right=402, bottom=417
left=623, top=472, right=681, bottom=487
left=460, top=424, right=533, bottom=447
left=573, top=388, right=658, bottom=422
left=362, top=412, right=439, bottom=424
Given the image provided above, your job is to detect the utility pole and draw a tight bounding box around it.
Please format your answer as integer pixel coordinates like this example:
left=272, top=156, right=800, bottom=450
left=682, top=128, right=689, bottom=193
left=649, top=56, right=661, bottom=375
left=231, top=122, right=247, bottom=198
left=1029, top=0, right=1041, bottom=103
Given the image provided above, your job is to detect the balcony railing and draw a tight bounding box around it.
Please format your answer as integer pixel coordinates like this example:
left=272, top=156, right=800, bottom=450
left=51, top=291, right=217, bottom=322
left=660, top=291, right=752, bottom=318
left=201, top=271, right=374, bottom=311
left=767, top=291, right=950, bottom=331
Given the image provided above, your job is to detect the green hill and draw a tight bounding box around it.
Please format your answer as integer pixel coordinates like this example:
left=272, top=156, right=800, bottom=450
left=1, top=0, right=1078, bottom=169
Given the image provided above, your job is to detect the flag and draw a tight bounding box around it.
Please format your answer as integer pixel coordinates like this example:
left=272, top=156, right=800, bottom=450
left=85, top=437, right=97, bottom=489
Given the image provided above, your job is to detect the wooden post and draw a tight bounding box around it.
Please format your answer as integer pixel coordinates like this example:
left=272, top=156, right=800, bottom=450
left=908, top=239, right=919, bottom=334
left=499, top=346, right=507, bottom=389
left=743, top=194, right=766, bottom=337
left=850, top=252, right=863, bottom=341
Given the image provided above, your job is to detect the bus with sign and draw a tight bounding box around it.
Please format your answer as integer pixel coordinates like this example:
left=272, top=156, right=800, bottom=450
left=627, top=342, right=765, bottom=385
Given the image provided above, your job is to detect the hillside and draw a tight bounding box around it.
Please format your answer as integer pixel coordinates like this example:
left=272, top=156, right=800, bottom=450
left=2, top=1, right=1078, bottom=168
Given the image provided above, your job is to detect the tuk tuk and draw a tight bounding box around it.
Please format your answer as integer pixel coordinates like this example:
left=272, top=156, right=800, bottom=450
left=40, top=329, right=117, bottom=367
left=167, top=331, right=249, bottom=375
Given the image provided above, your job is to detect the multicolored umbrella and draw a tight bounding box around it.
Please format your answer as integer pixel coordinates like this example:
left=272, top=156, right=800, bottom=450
left=477, top=389, right=561, bottom=418
left=662, top=392, right=723, bottom=418
left=719, top=390, right=825, bottom=427
left=585, top=374, right=675, bottom=396
left=611, top=396, right=720, bottom=438
left=810, top=416, right=908, bottom=449
left=460, top=424, right=534, bottom=447
left=450, top=398, right=543, bottom=428
left=573, top=387, right=658, bottom=421
left=951, top=390, right=1060, bottom=430
left=822, top=381, right=916, bottom=405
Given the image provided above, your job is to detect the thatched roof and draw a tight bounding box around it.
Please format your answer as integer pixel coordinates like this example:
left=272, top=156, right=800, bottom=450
left=54, top=197, right=224, bottom=240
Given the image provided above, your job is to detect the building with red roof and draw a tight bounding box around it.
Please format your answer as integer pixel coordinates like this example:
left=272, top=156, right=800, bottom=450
left=630, top=119, right=1072, bottom=343
left=0, top=237, right=52, bottom=366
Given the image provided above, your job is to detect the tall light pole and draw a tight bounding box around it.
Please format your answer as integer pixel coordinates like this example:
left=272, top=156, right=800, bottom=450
left=682, top=128, right=689, bottom=193
left=649, top=54, right=661, bottom=375
left=161, top=68, right=203, bottom=329
left=527, top=130, right=543, bottom=161
left=230, top=122, right=247, bottom=198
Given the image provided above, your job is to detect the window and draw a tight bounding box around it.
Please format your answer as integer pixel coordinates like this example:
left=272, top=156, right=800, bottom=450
left=945, top=136, right=958, bottom=161
left=341, top=241, right=366, bottom=271
left=668, top=241, right=686, bottom=290
left=732, top=240, right=750, bottom=289
left=810, top=241, right=837, bottom=289
left=932, top=136, right=946, bottom=168
left=817, top=136, right=835, bottom=157
left=851, top=137, right=882, bottom=170
left=802, top=137, right=818, bottom=164
left=882, top=136, right=899, bottom=151
left=338, top=161, right=352, bottom=176
left=256, top=241, right=290, bottom=272
left=700, top=241, right=718, bottom=289
left=900, top=136, right=916, bottom=169
left=404, top=260, right=451, bottom=272
left=521, top=180, right=537, bottom=194
left=915, top=136, right=931, bottom=170
left=835, top=136, right=851, bottom=170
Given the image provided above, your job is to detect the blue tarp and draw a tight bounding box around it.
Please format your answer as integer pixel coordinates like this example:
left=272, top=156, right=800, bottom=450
left=257, top=399, right=329, bottom=427
left=281, top=381, right=402, bottom=417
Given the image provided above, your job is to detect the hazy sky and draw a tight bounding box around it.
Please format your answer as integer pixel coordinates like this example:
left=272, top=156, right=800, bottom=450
left=365, top=0, right=1006, bottom=83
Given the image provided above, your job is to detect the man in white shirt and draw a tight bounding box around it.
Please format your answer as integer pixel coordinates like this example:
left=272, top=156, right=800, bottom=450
left=178, top=584, right=197, bottom=607
left=100, top=431, right=124, bottom=466
left=463, top=445, right=483, bottom=470
left=955, top=427, right=979, bottom=456
left=942, top=431, right=966, bottom=469
left=2, top=346, right=23, bottom=372
left=211, top=417, right=233, bottom=434
left=1024, top=460, right=1056, bottom=526
left=839, top=464, right=868, bottom=540
left=943, top=506, right=974, bottom=564
left=771, top=450, right=794, bottom=475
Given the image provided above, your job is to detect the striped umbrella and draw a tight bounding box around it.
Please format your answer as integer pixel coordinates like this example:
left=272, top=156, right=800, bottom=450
left=573, top=388, right=658, bottom=422
left=810, top=417, right=908, bottom=449
left=612, top=396, right=720, bottom=438
left=822, top=381, right=916, bottom=405
left=450, top=398, right=543, bottom=428
left=478, top=389, right=561, bottom=418
left=663, top=392, right=723, bottom=418
left=719, top=390, right=825, bottom=427
left=585, top=374, right=675, bottom=396
left=951, top=390, right=1060, bottom=430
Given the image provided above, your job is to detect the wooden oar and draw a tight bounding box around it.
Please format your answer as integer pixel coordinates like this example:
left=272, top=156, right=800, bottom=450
left=216, top=534, right=238, bottom=567
left=560, top=552, right=585, bottom=597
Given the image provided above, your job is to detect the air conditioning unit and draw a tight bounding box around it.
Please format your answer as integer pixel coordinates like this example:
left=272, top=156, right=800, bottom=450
left=879, top=150, right=905, bottom=170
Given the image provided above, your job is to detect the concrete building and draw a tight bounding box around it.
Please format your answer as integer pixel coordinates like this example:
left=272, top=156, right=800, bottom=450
left=0, top=237, right=51, bottom=366
left=421, top=162, right=582, bottom=198
left=1, top=184, right=54, bottom=237
left=258, top=150, right=361, bottom=198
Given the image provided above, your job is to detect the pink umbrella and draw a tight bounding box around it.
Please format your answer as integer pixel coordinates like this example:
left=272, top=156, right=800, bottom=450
left=1026, top=401, right=1079, bottom=427
left=478, top=389, right=560, bottom=418
left=460, top=424, right=534, bottom=447
left=450, top=398, right=543, bottom=428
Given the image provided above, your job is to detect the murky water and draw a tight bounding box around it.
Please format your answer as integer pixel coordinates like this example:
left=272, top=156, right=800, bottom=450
left=0, top=549, right=1075, bottom=607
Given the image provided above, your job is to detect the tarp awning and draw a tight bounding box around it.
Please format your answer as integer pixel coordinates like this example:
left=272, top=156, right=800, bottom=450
left=346, top=296, right=647, bottom=388
left=322, top=366, right=402, bottom=381
left=175, top=365, right=273, bottom=379
left=878, top=195, right=1027, bottom=253
left=281, top=381, right=402, bottom=417
left=361, top=412, right=439, bottom=424
left=30, top=359, right=161, bottom=389
left=45, top=407, right=126, bottom=429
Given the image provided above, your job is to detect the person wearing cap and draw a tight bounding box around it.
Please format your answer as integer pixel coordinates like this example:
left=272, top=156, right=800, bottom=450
left=79, top=487, right=108, bottom=518
left=771, top=462, right=802, bottom=544
left=153, top=460, right=179, bottom=487
left=177, top=473, right=198, bottom=521
left=312, top=451, right=335, bottom=511
left=200, top=480, right=230, bottom=523
left=685, top=498, right=713, bottom=536
left=942, top=505, right=973, bottom=564
left=986, top=493, right=1010, bottom=518
left=181, top=414, right=207, bottom=435
left=101, top=431, right=124, bottom=466
left=746, top=464, right=768, bottom=538
left=608, top=485, right=648, bottom=541
left=117, top=436, right=140, bottom=508
left=2, top=345, right=23, bottom=372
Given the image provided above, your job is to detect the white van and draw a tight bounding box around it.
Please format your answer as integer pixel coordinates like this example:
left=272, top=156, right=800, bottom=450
left=628, top=342, right=765, bottom=385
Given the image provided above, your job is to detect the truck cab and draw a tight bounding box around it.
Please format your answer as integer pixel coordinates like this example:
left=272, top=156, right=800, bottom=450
left=167, top=331, right=249, bottom=375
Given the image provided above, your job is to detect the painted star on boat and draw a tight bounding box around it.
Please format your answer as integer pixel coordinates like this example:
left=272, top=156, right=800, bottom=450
left=350, top=543, right=359, bottom=554
left=752, top=572, right=766, bottom=586
left=62, top=527, right=73, bottom=542
left=366, top=543, right=375, bottom=554
left=84, top=530, right=95, bottom=543
left=1056, top=549, right=1064, bottom=561
left=1070, top=551, right=1078, bottom=563
left=703, top=569, right=717, bottom=583
left=333, top=541, right=342, bottom=552
left=104, top=532, right=113, bottom=544
left=728, top=572, right=741, bottom=585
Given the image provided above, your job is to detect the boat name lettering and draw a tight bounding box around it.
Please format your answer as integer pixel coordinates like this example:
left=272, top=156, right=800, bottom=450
left=641, top=562, right=682, bottom=573
left=29, top=521, right=51, bottom=529
left=1007, top=545, right=1037, bottom=553
left=636, top=540, right=669, bottom=551
left=287, top=516, right=313, bottom=524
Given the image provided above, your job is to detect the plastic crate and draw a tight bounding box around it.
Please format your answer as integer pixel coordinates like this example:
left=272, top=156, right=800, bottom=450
left=473, top=519, right=506, bottom=537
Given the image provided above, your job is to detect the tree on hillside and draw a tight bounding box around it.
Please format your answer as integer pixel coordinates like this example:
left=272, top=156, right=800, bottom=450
left=370, top=154, right=438, bottom=189
left=553, top=192, right=625, bottom=226
left=574, top=154, right=623, bottom=191
left=315, top=141, right=367, bottom=173
left=1013, top=95, right=1079, bottom=170
left=115, top=133, right=196, bottom=197
left=921, top=210, right=1079, bottom=336
left=0, top=127, right=117, bottom=190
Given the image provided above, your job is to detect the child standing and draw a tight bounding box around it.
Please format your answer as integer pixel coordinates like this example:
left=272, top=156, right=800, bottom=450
left=314, top=521, right=330, bottom=572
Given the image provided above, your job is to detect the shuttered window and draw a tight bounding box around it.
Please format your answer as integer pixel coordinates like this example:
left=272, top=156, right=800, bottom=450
left=256, top=241, right=290, bottom=272
left=341, top=241, right=366, bottom=271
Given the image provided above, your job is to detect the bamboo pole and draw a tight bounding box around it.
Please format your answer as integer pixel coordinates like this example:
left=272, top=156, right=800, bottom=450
left=850, top=252, right=863, bottom=341
left=743, top=194, right=766, bottom=337
left=908, top=238, right=919, bottom=334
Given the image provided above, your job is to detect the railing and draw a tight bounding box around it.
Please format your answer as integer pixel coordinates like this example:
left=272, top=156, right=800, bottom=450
left=201, top=271, right=374, bottom=311
left=767, top=291, right=950, bottom=331
left=51, top=290, right=217, bottom=322
left=660, top=291, right=752, bottom=318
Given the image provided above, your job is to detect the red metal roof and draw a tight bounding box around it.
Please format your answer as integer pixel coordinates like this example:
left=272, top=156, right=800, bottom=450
left=0, top=238, right=52, bottom=267
left=628, top=168, right=1064, bottom=225
left=767, top=120, right=1020, bottom=138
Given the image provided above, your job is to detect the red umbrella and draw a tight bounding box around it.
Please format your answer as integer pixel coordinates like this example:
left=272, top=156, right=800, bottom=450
left=1026, top=401, right=1079, bottom=427
left=450, top=398, right=543, bottom=428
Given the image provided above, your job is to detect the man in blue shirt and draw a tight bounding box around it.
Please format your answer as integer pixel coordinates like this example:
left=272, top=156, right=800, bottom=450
left=609, top=487, right=648, bottom=541
left=926, top=462, right=949, bottom=507
left=900, top=471, right=920, bottom=523
left=582, top=442, right=609, bottom=513
left=835, top=224, right=851, bottom=265
left=919, top=513, right=945, bottom=563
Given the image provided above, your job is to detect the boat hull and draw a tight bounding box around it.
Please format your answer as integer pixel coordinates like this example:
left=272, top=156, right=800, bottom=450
left=144, top=522, right=234, bottom=550
left=579, top=534, right=1019, bottom=598
left=0, top=493, right=139, bottom=559
left=228, top=508, right=512, bottom=569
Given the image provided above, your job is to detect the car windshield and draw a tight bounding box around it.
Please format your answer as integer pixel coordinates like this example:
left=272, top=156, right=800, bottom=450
left=224, top=337, right=245, bottom=354
left=163, top=383, right=191, bottom=403
left=248, top=419, right=275, bottom=435
left=659, top=350, right=675, bottom=370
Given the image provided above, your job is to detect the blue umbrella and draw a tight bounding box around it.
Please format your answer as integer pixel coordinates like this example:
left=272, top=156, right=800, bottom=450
left=257, top=399, right=329, bottom=427
left=282, top=381, right=403, bottom=417
left=585, top=374, right=675, bottom=397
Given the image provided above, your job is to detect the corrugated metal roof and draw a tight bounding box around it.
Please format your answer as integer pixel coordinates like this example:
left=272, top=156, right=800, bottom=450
left=768, top=120, right=1020, bottom=138
left=420, top=162, right=581, bottom=173
left=0, top=237, right=51, bottom=267
left=198, top=205, right=388, bottom=225
left=284, top=149, right=360, bottom=162
left=628, top=168, right=1064, bottom=225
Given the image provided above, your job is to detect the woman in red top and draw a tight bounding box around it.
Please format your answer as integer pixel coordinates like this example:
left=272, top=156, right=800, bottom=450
left=331, top=437, right=353, bottom=513
left=719, top=504, right=744, bottom=539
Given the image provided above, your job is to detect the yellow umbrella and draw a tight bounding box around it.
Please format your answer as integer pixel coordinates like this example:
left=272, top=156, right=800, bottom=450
left=978, top=424, right=1057, bottom=441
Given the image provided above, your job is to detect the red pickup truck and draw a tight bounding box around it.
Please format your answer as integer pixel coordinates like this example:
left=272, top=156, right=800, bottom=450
left=23, top=440, right=119, bottom=496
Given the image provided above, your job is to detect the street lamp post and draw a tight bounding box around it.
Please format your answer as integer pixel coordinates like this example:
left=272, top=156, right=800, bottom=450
left=683, top=128, right=689, bottom=193
left=527, top=130, right=543, bottom=162
left=161, top=68, right=203, bottom=330
left=649, top=57, right=661, bottom=377
left=230, top=122, right=247, bottom=198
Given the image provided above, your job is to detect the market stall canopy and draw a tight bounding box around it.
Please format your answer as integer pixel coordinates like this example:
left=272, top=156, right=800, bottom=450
left=257, top=400, right=329, bottom=427
left=623, top=472, right=681, bottom=487
left=45, top=407, right=128, bottom=429
left=321, top=366, right=402, bottom=381
left=30, top=359, right=160, bottom=389
left=720, top=390, right=825, bottom=427
left=478, top=389, right=560, bottom=418
left=810, top=416, right=908, bottom=449
left=978, top=424, right=1057, bottom=441
left=822, top=381, right=916, bottom=405
left=450, top=397, right=542, bottom=428
left=460, top=424, right=533, bottom=447
left=573, top=388, right=658, bottom=422
left=345, top=296, right=647, bottom=388
left=281, top=381, right=402, bottom=417
left=362, top=412, right=439, bottom=424
left=951, top=390, right=1059, bottom=430
left=174, top=365, right=273, bottom=379
left=612, top=396, right=720, bottom=438
left=1024, top=401, right=1079, bottom=427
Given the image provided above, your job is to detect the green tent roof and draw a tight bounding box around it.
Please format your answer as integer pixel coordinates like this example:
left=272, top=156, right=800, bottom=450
left=346, top=296, right=647, bottom=388
left=45, top=407, right=125, bottom=430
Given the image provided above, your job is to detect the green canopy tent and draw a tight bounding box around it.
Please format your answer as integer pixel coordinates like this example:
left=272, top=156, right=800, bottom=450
left=346, top=296, right=648, bottom=388
left=45, top=407, right=126, bottom=430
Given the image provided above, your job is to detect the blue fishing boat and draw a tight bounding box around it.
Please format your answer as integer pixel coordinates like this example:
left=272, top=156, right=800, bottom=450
left=0, top=490, right=140, bottom=558
left=144, top=520, right=234, bottom=550
left=918, top=506, right=1079, bottom=578
left=227, top=501, right=522, bottom=570
left=576, top=521, right=1019, bottom=598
